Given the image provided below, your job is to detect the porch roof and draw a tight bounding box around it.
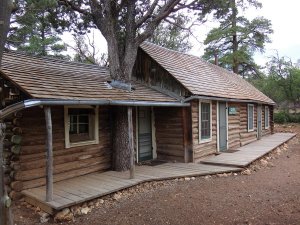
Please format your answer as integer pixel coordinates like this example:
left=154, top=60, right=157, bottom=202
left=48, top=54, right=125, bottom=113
left=0, top=51, right=179, bottom=103
left=140, top=42, right=275, bottom=105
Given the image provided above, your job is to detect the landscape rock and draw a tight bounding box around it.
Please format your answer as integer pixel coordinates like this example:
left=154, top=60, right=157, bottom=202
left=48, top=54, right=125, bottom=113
left=191, top=177, right=196, bottom=180
left=81, top=207, right=91, bottom=215
left=112, top=193, right=122, bottom=201
left=184, top=177, right=191, bottom=181
left=38, top=212, right=50, bottom=223
left=70, top=206, right=82, bottom=216
left=54, top=208, right=74, bottom=222
left=241, top=169, right=251, bottom=175
left=260, top=159, right=268, bottom=167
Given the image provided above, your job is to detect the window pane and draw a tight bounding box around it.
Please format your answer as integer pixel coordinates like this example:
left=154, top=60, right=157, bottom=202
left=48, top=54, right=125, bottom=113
left=79, top=115, right=89, bottom=123
left=79, top=124, right=89, bottom=133
left=68, top=108, right=94, bottom=144
left=248, top=105, right=254, bottom=130
left=201, top=103, right=211, bottom=139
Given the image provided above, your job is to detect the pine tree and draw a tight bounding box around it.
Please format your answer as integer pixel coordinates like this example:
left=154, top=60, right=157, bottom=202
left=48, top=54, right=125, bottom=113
left=8, top=0, right=68, bottom=58
left=203, top=0, right=273, bottom=78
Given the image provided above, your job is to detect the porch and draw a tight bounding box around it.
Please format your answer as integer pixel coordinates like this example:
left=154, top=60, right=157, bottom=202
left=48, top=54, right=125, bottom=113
left=22, top=163, right=241, bottom=214
left=201, top=133, right=296, bottom=167
left=21, top=133, right=296, bottom=214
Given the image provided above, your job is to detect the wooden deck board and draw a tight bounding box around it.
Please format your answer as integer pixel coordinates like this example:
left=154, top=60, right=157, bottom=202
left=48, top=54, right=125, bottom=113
left=22, top=133, right=294, bottom=214
left=201, top=133, right=296, bottom=167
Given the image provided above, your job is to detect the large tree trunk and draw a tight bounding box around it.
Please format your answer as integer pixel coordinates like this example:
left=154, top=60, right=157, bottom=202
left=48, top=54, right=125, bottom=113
left=112, top=106, right=131, bottom=171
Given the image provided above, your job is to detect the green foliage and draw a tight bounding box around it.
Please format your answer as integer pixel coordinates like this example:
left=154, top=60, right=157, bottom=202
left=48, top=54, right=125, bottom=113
left=274, top=112, right=300, bottom=124
left=7, top=0, right=68, bottom=58
left=203, top=0, right=273, bottom=78
left=148, top=14, right=192, bottom=52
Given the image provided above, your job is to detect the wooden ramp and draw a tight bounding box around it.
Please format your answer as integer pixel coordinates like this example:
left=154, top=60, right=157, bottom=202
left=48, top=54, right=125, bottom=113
left=201, top=133, right=296, bottom=167
left=22, top=163, right=241, bottom=214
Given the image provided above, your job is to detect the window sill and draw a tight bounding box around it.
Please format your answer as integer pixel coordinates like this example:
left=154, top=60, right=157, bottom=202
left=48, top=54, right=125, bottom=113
left=67, top=140, right=99, bottom=148
left=247, top=129, right=254, bottom=132
left=199, top=138, right=212, bottom=144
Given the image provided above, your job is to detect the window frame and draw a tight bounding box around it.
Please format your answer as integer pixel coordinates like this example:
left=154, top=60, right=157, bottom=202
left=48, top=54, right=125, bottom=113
left=64, top=106, right=99, bottom=148
left=199, top=100, right=212, bottom=143
left=247, top=104, right=254, bottom=132
left=265, top=106, right=269, bottom=129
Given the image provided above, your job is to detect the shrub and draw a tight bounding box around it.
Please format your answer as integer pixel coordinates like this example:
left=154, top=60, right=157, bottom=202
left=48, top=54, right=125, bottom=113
left=274, top=111, right=300, bottom=123
left=274, top=111, right=289, bottom=124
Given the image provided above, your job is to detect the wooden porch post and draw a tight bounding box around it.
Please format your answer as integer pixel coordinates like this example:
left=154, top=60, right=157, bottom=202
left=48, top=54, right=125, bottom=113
left=128, top=106, right=135, bottom=179
left=44, top=106, right=53, bottom=202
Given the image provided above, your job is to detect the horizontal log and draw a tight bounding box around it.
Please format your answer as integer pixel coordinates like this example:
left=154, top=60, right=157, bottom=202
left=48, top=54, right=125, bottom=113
left=11, top=145, right=21, bottom=155
left=9, top=191, right=22, bottom=201
left=22, top=162, right=111, bottom=190
left=15, top=155, right=111, bottom=181
left=10, top=181, right=23, bottom=192
left=12, top=127, right=22, bottom=135
left=240, top=132, right=257, bottom=139
left=11, top=135, right=22, bottom=145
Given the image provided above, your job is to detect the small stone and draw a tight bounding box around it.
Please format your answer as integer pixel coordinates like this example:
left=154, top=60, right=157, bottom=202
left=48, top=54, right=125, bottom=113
left=184, top=177, right=191, bottom=181
left=191, top=177, right=195, bottom=180
left=260, top=159, right=268, bottom=167
left=38, top=212, right=50, bottom=223
left=233, top=173, right=238, bottom=176
left=112, top=193, right=122, bottom=201
left=204, top=175, right=211, bottom=179
left=54, top=208, right=74, bottom=222
left=99, top=199, right=104, bottom=204
left=81, top=207, right=91, bottom=215
left=71, top=206, right=82, bottom=216
left=241, top=169, right=251, bottom=175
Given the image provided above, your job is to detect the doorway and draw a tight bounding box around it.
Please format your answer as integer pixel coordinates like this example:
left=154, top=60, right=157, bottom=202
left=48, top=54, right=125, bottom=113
left=137, top=107, right=153, bottom=161
left=218, top=102, right=228, bottom=152
left=257, top=105, right=262, bottom=140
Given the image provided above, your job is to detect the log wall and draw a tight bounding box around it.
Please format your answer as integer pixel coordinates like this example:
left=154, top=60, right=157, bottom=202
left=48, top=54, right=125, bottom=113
left=191, top=100, right=218, bottom=163
left=16, top=106, right=112, bottom=191
left=191, top=101, right=273, bottom=162
left=154, top=107, right=185, bottom=162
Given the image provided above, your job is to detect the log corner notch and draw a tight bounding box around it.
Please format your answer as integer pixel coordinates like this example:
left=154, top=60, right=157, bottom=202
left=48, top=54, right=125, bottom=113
left=44, top=106, right=53, bottom=202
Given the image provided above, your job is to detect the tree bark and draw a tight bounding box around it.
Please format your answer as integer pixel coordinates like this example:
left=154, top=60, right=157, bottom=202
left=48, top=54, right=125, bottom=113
left=0, top=0, right=12, bottom=66
left=231, top=0, right=239, bottom=75
left=112, top=106, right=131, bottom=171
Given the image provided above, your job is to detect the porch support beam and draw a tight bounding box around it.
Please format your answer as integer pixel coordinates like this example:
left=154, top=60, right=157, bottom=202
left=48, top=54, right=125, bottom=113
left=44, top=106, right=53, bottom=202
left=128, top=106, right=135, bottom=179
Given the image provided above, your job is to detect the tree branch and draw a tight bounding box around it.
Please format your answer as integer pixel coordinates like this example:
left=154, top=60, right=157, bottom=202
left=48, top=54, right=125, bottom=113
left=58, top=0, right=89, bottom=15
left=135, top=0, right=159, bottom=29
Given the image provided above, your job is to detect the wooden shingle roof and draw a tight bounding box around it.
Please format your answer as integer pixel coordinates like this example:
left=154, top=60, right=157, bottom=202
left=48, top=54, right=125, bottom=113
left=0, top=51, right=177, bottom=103
left=140, top=42, right=274, bottom=104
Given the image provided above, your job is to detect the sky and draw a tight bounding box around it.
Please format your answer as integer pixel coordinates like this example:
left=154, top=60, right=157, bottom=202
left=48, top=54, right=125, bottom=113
left=65, top=0, right=300, bottom=66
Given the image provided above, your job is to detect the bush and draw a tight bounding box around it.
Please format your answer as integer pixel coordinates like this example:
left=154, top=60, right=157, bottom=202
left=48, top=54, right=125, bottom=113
left=274, top=111, right=289, bottom=124
left=274, top=111, right=300, bottom=123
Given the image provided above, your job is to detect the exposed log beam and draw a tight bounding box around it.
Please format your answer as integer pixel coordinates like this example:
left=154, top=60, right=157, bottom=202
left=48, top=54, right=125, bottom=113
left=44, top=106, right=53, bottom=202
left=128, top=106, right=135, bottom=179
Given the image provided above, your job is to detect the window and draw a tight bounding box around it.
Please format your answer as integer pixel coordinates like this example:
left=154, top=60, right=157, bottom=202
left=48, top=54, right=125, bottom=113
left=64, top=106, right=99, bottom=148
left=265, top=106, right=269, bottom=129
left=248, top=104, right=254, bottom=131
left=199, top=101, right=212, bottom=142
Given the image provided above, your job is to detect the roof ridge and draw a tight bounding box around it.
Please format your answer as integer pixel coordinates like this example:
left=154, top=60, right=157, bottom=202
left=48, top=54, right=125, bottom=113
left=3, top=49, right=108, bottom=70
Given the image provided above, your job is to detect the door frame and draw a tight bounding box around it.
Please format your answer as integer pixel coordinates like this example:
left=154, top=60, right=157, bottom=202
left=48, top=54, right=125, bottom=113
left=257, top=104, right=262, bottom=140
left=135, top=107, right=156, bottom=163
left=217, top=101, right=228, bottom=152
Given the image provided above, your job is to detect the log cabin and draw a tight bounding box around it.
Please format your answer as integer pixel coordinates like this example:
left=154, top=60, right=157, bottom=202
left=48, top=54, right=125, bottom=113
left=0, top=42, right=274, bottom=206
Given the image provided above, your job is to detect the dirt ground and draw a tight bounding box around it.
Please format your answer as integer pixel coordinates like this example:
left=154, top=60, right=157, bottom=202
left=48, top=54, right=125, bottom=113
left=12, top=124, right=300, bottom=225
